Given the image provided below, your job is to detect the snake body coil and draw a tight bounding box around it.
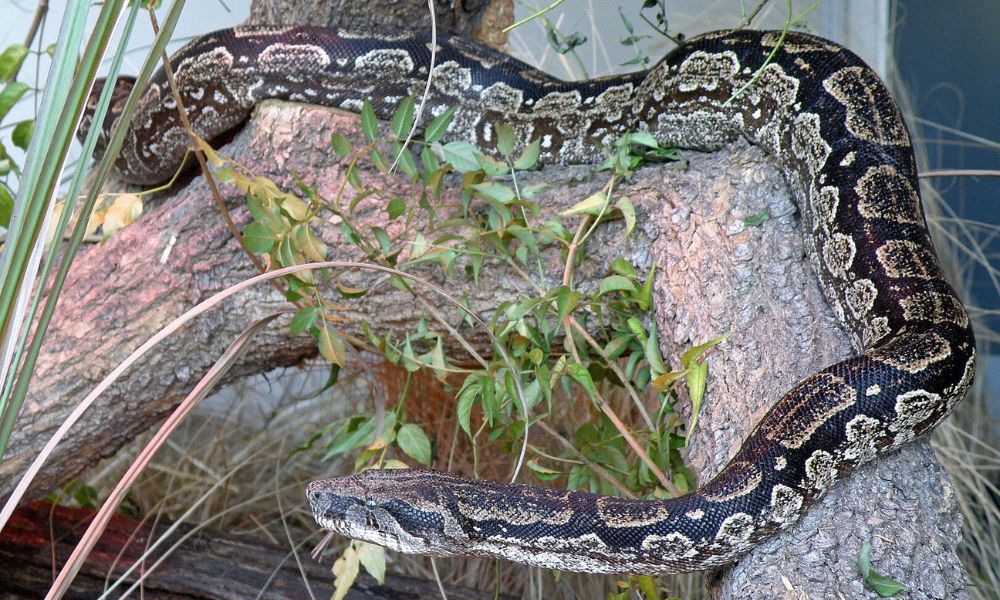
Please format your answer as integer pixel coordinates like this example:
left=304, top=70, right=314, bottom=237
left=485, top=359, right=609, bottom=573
left=93, top=27, right=976, bottom=573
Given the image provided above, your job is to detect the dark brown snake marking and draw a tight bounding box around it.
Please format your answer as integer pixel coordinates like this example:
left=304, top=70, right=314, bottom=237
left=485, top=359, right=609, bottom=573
left=84, top=26, right=976, bottom=573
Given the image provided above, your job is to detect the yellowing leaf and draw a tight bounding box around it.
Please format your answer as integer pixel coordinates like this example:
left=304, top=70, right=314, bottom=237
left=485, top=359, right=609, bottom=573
left=194, top=136, right=224, bottom=167
left=280, top=194, right=309, bottom=221
left=318, top=323, right=347, bottom=367
left=357, top=542, right=386, bottom=584
left=559, top=190, right=608, bottom=217
left=651, top=369, right=687, bottom=391
left=332, top=545, right=360, bottom=600
left=102, top=194, right=143, bottom=236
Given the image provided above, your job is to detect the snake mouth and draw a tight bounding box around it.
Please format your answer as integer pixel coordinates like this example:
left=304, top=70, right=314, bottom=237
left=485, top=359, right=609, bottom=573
left=313, top=506, right=448, bottom=556
left=307, top=483, right=422, bottom=554
left=307, top=477, right=462, bottom=556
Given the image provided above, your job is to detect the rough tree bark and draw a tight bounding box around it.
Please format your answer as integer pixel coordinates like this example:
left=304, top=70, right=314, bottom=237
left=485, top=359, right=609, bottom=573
left=247, top=0, right=515, bottom=47
left=0, top=1, right=970, bottom=598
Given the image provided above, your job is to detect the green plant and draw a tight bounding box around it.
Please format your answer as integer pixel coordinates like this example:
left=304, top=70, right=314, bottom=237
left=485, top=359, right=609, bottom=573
left=192, top=90, right=734, bottom=598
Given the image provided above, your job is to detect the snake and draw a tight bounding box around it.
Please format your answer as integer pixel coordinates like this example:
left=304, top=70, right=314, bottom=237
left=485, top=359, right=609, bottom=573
left=83, top=26, right=977, bottom=574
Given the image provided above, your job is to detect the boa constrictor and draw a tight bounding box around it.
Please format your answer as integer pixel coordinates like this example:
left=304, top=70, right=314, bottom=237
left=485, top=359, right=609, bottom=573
left=86, top=26, right=976, bottom=574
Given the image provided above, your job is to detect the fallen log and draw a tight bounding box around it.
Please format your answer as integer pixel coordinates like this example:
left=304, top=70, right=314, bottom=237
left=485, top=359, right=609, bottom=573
left=0, top=500, right=506, bottom=599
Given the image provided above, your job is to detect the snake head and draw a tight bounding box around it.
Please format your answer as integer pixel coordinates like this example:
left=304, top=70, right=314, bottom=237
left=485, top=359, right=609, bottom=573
left=307, top=468, right=469, bottom=557
left=77, top=76, right=136, bottom=148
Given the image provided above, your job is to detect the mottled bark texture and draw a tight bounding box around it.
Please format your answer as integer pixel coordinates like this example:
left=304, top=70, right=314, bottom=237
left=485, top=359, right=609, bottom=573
left=1, top=97, right=969, bottom=597
left=248, top=0, right=515, bottom=46
left=648, top=142, right=969, bottom=600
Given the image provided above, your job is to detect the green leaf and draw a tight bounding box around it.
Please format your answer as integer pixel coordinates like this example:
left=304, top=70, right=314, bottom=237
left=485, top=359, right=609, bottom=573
left=555, top=286, right=580, bottom=321
left=397, top=423, right=432, bottom=465
left=744, top=208, right=770, bottom=227
left=12, top=119, right=33, bottom=150
left=290, top=306, right=319, bottom=335
left=617, top=195, right=636, bottom=236
left=598, top=275, right=637, bottom=295
left=345, top=164, right=362, bottom=188
left=626, top=317, right=646, bottom=341
left=628, top=131, right=660, bottom=148
left=0, top=44, right=28, bottom=80
left=473, top=182, right=515, bottom=203
left=858, top=543, right=908, bottom=597
left=476, top=153, right=508, bottom=178
left=419, top=145, right=440, bottom=174
left=441, top=140, right=481, bottom=172
left=495, top=122, right=515, bottom=159
left=247, top=194, right=287, bottom=235
left=400, top=336, right=420, bottom=372
left=603, top=336, right=630, bottom=360
left=0, top=182, right=12, bottom=229
left=242, top=222, right=279, bottom=253
left=357, top=542, right=386, bottom=585
left=0, top=81, right=29, bottom=122
left=610, top=258, right=636, bottom=278
left=390, top=96, right=415, bottom=139
left=371, top=226, right=392, bottom=255
left=635, top=575, right=659, bottom=600
left=683, top=359, right=709, bottom=442
left=321, top=416, right=373, bottom=459
left=456, top=375, right=482, bottom=438
left=637, top=264, right=655, bottom=311
left=427, top=337, right=447, bottom=380
left=424, top=106, right=457, bottom=143
left=276, top=235, right=298, bottom=268
left=360, top=99, right=379, bottom=142
left=619, top=6, right=635, bottom=33
left=387, top=197, right=406, bottom=220
left=680, top=334, right=727, bottom=368
left=514, top=138, right=541, bottom=170
left=369, top=147, right=389, bottom=173
left=644, top=323, right=668, bottom=375
left=520, top=182, right=549, bottom=200
left=330, top=132, right=352, bottom=157
left=527, top=460, right=561, bottom=481
left=565, top=363, right=596, bottom=400
left=394, top=144, right=419, bottom=179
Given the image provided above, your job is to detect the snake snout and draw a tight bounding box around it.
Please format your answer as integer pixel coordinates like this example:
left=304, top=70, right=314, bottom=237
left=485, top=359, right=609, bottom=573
left=306, top=479, right=368, bottom=521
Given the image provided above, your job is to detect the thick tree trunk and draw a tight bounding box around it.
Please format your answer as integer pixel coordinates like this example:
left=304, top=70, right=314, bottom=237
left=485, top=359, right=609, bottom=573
left=0, top=1, right=970, bottom=597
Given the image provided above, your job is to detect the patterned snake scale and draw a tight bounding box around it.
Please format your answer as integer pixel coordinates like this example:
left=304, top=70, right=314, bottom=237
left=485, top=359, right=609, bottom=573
left=86, top=26, right=976, bottom=573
